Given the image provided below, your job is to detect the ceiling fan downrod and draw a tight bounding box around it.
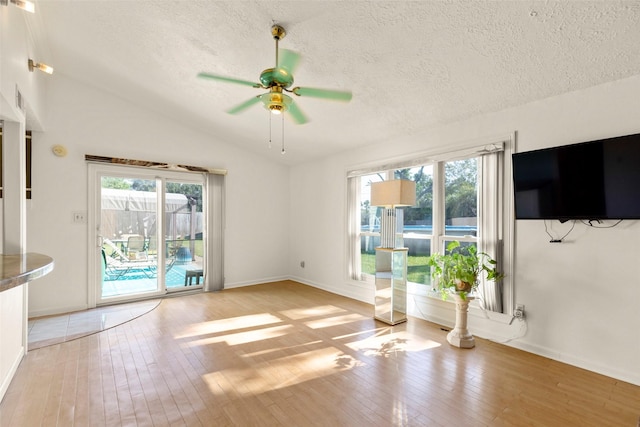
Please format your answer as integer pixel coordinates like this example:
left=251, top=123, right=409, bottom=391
left=271, top=25, right=286, bottom=69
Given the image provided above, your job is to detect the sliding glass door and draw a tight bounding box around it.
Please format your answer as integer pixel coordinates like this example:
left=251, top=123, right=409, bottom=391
left=92, top=165, right=205, bottom=304
left=164, top=180, right=205, bottom=291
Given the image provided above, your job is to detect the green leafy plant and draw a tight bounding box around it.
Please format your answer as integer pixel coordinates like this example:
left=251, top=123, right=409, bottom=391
left=427, top=241, right=504, bottom=300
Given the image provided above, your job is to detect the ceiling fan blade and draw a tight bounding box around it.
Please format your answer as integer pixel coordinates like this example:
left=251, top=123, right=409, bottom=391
left=287, top=101, right=308, bottom=125
left=293, top=86, right=352, bottom=102
left=197, top=72, right=259, bottom=88
left=277, top=49, right=301, bottom=74
left=227, top=96, right=262, bottom=114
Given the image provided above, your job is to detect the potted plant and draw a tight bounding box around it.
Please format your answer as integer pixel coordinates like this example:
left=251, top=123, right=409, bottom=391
left=427, top=240, right=504, bottom=348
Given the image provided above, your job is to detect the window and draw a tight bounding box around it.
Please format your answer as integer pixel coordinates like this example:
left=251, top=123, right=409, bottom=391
left=347, top=138, right=512, bottom=313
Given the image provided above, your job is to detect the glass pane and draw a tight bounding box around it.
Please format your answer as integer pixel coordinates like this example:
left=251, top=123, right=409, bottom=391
left=394, top=165, right=434, bottom=233
left=395, top=165, right=433, bottom=285
left=165, top=181, right=204, bottom=289
left=404, top=235, right=432, bottom=285
left=360, top=173, right=385, bottom=233
left=360, top=234, right=380, bottom=275
left=360, top=173, right=385, bottom=275
left=100, top=177, right=159, bottom=298
left=444, top=158, right=478, bottom=237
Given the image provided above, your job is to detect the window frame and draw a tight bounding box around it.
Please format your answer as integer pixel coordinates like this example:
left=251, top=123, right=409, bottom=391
left=347, top=135, right=515, bottom=314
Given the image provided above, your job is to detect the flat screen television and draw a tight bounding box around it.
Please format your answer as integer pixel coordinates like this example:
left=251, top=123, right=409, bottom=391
left=512, top=132, right=640, bottom=220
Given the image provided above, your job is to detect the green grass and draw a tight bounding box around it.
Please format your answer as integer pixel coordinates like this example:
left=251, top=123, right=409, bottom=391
left=361, top=253, right=431, bottom=285
left=361, top=253, right=376, bottom=275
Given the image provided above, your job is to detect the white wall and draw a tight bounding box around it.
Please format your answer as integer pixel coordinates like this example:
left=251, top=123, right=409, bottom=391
left=0, top=8, right=48, bottom=129
left=26, top=73, right=290, bottom=316
left=289, top=74, right=640, bottom=386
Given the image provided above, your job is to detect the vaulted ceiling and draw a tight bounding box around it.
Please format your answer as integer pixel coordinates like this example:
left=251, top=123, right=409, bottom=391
left=34, top=1, right=640, bottom=165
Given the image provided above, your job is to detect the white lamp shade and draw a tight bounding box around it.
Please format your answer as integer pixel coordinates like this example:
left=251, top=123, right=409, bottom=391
left=371, top=180, right=416, bottom=207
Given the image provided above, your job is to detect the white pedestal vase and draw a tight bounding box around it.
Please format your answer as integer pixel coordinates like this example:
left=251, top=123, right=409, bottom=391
left=447, top=294, right=475, bottom=349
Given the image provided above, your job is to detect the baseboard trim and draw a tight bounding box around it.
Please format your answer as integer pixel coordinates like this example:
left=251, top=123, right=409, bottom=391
left=224, top=276, right=289, bottom=289
left=28, top=304, right=88, bottom=319
left=288, top=275, right=372, bottom=303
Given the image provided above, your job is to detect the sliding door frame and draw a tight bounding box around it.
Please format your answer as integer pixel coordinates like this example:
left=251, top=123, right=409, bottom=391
left=87, top=163, right=208, bottom=307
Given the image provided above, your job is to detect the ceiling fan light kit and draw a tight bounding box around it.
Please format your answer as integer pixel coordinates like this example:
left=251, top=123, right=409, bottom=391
left=261, top=87, right=291, bottom=115
left=198, top=24, right=352, bottom=153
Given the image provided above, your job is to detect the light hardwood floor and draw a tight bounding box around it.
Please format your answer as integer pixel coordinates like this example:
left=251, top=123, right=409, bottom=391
left=1, top=281, right=638, bottom=426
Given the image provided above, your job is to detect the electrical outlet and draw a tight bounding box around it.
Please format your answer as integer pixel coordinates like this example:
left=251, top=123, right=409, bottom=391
left=300, top=261, right=305, bottom=268
left=72, top=211, right=86, bottom=224
left=514, top=304, right=525, bottom=319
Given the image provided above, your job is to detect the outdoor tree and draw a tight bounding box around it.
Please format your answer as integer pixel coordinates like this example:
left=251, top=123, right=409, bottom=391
left=395, top=166, right=433, bottom=225
left=101, top=177, right=131, bottom=189
left=131, top=179, right=155, bottom=192
left=166, top=183, right=202, bottom=212
left=444, top=159, right=477, bottom=221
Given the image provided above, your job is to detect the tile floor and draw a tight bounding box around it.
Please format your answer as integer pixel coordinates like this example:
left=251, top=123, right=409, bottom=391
left=27, top=299, right=161, bottom=350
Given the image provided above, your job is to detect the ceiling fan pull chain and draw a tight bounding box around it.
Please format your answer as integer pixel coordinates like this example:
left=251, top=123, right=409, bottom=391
left=281, top=113, right=286, bottom=154
left=268, top=113, right=272, bottom=149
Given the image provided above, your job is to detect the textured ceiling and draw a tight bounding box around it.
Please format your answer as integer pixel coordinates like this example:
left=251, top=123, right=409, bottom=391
left=34, top=0, right=640, bottom=165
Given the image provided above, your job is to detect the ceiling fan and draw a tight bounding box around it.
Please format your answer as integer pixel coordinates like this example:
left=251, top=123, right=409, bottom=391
left=197, top=25, right=352, bottom=125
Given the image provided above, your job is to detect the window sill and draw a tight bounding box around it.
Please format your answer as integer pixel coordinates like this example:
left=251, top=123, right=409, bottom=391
left=407, top=282, right=514, bottom=325
left=354, top=276, right=515, bottom=325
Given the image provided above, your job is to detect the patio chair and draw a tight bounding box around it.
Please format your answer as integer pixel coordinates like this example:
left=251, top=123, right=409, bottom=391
left=145, top=237, right=177, bottom=273
left=127, top=234, right=147, bottom=260
left=103, top=239, right=157, bottom=279
left=102, top=249, right=134, bottom=280
left=103, top=239, right=175, bottom=280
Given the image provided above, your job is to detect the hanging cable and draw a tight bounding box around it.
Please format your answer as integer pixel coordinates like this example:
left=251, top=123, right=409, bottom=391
left=581, top=219, right=623, bottom=228
left=544, top=220, right=575, bottom=243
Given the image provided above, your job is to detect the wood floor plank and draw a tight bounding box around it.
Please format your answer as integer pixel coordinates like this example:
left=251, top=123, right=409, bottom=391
left=2, top=280, right=639, bottom=426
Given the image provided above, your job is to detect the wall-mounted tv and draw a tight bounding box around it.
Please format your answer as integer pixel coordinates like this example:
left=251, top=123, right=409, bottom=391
left=512, top=132, right=640, bottom=220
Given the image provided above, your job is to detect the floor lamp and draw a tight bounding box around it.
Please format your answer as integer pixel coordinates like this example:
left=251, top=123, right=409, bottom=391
left=370, top=179, right=416, bottom=325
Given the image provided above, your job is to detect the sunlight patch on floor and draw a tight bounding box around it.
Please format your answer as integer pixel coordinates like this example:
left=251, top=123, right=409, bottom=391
left=185, top=324, right=294, bottom=347
left=242, top=340, right=325, bottom=359
left=279, top=304, right=348, bottom=320
left=175, top=312, right=283, bottom=338
left=331, top=326, right=390, bottom=341
left=345, top=330, right=441, bottom=355
left=202, top=346, right=351, bottom=396
left=303, top=313, right=368, bottom=329
left=393, top=398, right=410, bottom=426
